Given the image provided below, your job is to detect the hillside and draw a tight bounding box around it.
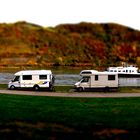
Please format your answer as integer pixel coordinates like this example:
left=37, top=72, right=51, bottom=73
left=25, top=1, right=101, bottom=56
left=0, top=21, right=140, bottom=69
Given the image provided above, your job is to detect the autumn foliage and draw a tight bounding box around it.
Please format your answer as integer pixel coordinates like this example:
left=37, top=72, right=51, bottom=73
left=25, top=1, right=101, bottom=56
left=0, top=21, right=140, bottom=68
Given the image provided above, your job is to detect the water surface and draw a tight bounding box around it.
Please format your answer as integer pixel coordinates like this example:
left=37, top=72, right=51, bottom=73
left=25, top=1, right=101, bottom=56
left=1, top=72, right=140, bottom=87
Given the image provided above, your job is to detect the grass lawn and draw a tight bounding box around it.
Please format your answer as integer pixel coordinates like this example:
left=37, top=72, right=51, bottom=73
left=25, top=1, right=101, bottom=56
left=0, top=94, right=139, bottom=139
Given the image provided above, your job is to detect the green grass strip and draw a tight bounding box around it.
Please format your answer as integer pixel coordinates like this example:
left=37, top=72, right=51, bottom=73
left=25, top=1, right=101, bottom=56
left=0, top=94, right=139, bottom=129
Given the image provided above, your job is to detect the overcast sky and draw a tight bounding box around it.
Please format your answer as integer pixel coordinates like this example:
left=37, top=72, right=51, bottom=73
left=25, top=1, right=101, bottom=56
left=0, top=0, right=140, bottom=30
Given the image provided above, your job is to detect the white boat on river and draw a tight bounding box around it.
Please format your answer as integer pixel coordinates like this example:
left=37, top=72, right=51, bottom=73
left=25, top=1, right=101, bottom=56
left=107, top=65, right=140, bottom=77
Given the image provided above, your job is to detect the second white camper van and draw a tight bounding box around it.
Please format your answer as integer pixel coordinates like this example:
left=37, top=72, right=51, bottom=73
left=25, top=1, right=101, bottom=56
left=74, top=70, right=118, bottom=92
left=8, top=70, right=55, bottom=91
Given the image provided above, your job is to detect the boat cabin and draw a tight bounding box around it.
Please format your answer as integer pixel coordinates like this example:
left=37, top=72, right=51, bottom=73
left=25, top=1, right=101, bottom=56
left=107, top=66, right=139, bottom=74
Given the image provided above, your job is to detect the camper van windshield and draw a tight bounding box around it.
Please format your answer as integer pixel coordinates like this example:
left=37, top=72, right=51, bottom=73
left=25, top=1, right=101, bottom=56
left=13, top=76, right=20, bottom=82
left=81, top=76, right=90, bottom=83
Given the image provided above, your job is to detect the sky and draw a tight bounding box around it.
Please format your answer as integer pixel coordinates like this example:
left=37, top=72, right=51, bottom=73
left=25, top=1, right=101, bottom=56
left=0, top=0, right=140, bottom=30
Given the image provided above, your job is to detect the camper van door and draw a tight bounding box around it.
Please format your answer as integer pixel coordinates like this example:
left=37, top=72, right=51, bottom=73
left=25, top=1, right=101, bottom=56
left=80, top=76, right=90, bottom=88
left=12, top=76, right=20, bottom=88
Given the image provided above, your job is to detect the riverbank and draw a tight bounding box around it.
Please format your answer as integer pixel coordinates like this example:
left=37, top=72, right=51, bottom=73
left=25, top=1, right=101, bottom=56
left=1, top=84, right=140, bottom=93
left=1, top=89, right=140, bottom=98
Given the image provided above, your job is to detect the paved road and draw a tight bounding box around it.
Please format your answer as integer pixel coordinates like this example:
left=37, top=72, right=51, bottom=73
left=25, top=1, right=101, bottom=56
left=0, top=90, right=140, bottom=98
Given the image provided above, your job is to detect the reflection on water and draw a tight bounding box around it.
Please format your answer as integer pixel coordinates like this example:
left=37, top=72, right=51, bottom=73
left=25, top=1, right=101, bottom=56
left=55, top=74, right=80, bottom=85
left=0, top=73, right=14, bottom=84
left=119, top=78, right=140, bottom=87
left=0, top=72, right=140, bottom=87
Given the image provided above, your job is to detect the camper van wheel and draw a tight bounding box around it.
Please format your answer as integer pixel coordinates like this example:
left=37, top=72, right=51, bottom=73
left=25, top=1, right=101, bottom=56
left=78, top=87, right=83, bottom=92
left=49, top=86, right=55, bottom=92
left=104, top=86, right=110, bottom=92
left=10, top=85, right=16, bottom=90
left=33, top=85, right=40, bottom=91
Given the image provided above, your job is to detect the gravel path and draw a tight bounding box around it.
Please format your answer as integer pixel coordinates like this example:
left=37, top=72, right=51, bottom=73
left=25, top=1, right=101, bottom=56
left=0, top=90, right=140, bottom=98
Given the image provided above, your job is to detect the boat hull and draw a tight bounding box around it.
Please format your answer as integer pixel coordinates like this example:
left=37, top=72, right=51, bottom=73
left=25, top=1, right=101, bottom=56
left=118, top=73, right=140, bottom=78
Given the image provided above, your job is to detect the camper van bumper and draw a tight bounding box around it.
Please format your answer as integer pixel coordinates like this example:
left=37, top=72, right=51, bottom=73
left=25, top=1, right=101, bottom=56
left=74, top=82, right=84, bottom=91
left=74, top=86, right=118, bottom=92
left=74, top=82, right=80, bottom=89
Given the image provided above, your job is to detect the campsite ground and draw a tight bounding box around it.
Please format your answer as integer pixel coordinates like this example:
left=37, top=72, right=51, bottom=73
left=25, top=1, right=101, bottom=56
left=0, top=85, right=140, bottom=140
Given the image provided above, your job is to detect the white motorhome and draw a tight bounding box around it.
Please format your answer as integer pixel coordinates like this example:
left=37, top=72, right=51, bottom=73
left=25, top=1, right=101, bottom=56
left=8, top=70, right=55, bottom=91
left=74, top=70, right=118, bottom=92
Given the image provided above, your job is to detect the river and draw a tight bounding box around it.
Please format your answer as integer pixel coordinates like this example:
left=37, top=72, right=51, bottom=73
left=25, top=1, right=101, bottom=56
left=0, top=72, right=140, bottom=87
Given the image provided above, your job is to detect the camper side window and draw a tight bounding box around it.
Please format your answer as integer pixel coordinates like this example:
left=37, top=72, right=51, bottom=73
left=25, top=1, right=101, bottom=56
left=39, top=75, right=47, bottom=79
left=22, top=75, right=32, bottom=80
left=95, top=75, right=98, bottom=81
left=81, top=71, right=92, bottom=74
left=108, top=75, right=115, bottom=80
